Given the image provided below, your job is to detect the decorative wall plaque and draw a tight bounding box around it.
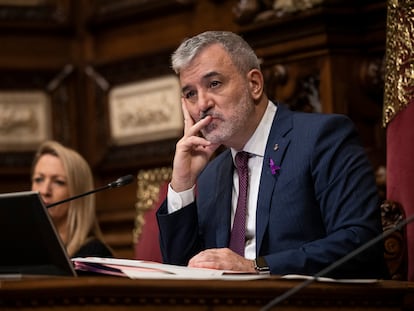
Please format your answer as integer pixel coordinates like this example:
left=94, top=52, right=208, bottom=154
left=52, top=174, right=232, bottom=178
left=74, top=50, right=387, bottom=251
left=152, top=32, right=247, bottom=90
left=108, top=75, right=183, bottom=146
left=0, top=91, right=52, bottom=151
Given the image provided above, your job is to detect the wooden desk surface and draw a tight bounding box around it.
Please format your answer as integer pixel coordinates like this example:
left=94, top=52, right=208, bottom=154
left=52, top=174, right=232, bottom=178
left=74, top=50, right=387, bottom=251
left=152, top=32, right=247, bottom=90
left=1, top=276, right=413, bottom=310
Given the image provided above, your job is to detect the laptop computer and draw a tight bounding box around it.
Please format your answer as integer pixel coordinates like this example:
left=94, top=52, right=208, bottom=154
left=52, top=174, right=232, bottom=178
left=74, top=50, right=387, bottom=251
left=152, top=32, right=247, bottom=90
left=0, top=191, right=77, bottom=277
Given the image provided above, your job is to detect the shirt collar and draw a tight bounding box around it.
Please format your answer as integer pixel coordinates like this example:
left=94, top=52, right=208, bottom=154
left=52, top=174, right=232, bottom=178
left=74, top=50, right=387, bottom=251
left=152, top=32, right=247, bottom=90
left=231, top=100, right=277, bottom=161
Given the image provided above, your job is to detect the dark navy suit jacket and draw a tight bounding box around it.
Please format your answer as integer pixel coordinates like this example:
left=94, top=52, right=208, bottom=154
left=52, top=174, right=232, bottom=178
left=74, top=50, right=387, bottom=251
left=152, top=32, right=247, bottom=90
left=157, top=104, right=386, bottom=278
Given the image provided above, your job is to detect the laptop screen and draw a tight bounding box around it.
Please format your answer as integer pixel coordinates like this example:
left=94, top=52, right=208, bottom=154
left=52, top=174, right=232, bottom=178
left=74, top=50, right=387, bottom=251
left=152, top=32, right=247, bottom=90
left=0, top=191, right=77, bottom=277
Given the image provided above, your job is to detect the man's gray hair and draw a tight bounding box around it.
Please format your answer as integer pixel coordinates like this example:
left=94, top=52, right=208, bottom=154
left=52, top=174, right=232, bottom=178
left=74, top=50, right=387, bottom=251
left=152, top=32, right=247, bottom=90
left=171, top=31, right=260, bottom=75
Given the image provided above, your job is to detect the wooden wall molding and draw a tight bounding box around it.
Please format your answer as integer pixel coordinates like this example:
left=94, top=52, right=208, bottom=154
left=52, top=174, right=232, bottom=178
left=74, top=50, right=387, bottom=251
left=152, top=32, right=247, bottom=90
left=87, top=0, right=197, bottom=29
left=0, top=0, right=71, bottom=30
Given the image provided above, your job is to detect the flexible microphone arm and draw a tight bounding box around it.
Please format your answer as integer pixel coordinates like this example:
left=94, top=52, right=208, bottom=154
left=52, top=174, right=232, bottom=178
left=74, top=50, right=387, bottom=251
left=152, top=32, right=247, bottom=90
left=46, top=174, right=134, bottom=209
left=261, top=213, right=414, bottom=311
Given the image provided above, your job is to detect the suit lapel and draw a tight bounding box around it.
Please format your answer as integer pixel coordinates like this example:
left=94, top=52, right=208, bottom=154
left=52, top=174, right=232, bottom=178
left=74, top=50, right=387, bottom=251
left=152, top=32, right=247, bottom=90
left=256, top=104, right=292, bottom=254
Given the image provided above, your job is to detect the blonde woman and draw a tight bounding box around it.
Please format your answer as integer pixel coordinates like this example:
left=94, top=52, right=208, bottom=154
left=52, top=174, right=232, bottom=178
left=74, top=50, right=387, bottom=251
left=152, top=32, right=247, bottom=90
left=31, top=140, right=113, bottom=258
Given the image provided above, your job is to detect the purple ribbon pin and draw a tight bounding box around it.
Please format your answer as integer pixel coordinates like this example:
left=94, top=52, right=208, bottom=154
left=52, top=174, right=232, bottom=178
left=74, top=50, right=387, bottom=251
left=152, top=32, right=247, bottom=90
left=269, top=158, right=281, bottom=175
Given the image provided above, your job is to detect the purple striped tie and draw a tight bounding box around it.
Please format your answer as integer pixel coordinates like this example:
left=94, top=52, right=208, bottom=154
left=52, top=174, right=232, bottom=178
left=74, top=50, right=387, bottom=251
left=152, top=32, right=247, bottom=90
left=229, top=151, right=250, bottom=256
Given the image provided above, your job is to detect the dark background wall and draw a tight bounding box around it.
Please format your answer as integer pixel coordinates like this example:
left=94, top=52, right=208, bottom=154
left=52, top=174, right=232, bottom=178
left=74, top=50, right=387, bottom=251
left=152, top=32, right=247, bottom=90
left=0, top=0, right=387, bottom=258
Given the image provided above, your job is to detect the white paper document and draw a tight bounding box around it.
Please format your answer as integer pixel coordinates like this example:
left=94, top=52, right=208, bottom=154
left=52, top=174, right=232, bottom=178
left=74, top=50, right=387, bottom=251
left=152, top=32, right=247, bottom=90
left=72, top=257, right=270, bottom=280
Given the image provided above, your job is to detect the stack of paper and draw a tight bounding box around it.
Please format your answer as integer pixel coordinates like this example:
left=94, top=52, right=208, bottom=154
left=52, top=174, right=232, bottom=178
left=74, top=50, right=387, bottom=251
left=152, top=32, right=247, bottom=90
left=72, top=257, right=270, bottom=280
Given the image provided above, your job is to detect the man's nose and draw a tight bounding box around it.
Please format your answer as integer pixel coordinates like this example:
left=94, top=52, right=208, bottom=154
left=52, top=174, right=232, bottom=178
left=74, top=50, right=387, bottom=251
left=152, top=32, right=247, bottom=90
left=197, top=90, right=213, bottom=117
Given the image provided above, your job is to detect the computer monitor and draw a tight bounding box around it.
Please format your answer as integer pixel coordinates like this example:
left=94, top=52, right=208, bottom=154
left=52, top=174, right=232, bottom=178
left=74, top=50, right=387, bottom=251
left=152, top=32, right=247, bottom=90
left=0, top=191, right=77, bottom=277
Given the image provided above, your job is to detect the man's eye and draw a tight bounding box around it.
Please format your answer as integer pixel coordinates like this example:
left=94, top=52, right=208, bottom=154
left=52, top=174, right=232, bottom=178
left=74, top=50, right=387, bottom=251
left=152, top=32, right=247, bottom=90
left=185, top=91, right=195, bottom=98
left=184, top=90, right=197, bottom=99
left=210, top=81, right=221, bottom=88
left=33, top=177, right=43, bottom=184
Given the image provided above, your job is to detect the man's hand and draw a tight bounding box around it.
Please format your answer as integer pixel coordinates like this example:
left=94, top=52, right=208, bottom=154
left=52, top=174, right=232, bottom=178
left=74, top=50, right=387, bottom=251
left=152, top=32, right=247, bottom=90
left=171, top=101, right=220, bottom=192
left=188, top=248, right=256, bottom=272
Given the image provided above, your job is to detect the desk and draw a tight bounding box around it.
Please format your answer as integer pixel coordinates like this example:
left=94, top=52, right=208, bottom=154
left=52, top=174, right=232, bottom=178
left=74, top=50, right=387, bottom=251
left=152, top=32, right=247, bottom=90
left=0, top=276, right=413, bottom=310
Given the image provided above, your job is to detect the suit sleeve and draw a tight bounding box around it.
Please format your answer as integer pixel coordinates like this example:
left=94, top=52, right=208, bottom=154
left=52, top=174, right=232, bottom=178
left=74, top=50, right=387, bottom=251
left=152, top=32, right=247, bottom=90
left=156, top=200, right=203, bottom=265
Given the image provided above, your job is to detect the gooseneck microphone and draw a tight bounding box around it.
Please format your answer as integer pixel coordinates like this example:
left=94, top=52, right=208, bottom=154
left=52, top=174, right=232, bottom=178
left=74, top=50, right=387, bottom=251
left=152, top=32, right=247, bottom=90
left=261, top=213, right=414, bottom=311
left=106, top=175, right=134, bottom=188
left=46, top=174, right=134, bottom=209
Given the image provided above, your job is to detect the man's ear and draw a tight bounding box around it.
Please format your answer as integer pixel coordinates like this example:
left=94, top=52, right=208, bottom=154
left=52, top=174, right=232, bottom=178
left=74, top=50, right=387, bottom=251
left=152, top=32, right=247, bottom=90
left=247, top=69, right=264, bottom=100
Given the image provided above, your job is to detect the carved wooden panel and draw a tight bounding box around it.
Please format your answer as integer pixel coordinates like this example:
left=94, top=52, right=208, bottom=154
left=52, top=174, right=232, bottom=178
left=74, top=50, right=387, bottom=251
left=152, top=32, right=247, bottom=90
left=263, top=60, right=322, bottom=113
left=381, top=200, right=407, bottom=280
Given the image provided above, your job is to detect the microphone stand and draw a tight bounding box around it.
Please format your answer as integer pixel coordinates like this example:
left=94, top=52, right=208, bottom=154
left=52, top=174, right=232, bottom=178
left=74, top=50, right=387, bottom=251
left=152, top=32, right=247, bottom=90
left=46, top=184, right=111, bottom=209
left=261, top=213, right=414, bottom=311
left=46, top=175, right=134, bottom=209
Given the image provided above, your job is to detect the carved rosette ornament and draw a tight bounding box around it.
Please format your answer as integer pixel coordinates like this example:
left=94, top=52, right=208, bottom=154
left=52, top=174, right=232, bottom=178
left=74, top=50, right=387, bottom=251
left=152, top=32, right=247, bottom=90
left=383, top=0, right=414, bottom=127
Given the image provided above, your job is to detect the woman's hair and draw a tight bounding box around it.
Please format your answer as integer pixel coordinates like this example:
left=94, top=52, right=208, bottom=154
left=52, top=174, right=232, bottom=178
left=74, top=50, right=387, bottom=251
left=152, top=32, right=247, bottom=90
left=31, top=140, right=106, bottom=257
left=171, top=30, right=260, bottom=75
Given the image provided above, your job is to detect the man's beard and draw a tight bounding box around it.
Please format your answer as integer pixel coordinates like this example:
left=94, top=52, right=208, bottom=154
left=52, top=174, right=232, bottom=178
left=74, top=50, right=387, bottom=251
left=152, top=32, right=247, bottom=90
left=201, top=119, right=221, bottom=143
left=201, top=92, right=254, bottom=145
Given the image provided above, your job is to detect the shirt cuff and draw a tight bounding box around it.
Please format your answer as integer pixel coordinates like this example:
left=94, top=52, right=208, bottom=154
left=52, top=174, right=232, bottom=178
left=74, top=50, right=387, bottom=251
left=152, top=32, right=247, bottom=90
left=167, top=183, right=195, bottom=213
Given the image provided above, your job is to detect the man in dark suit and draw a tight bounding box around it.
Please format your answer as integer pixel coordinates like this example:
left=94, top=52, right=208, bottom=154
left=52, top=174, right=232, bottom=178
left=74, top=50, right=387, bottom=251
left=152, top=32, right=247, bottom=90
left=157, top=31, right=386, bottom=278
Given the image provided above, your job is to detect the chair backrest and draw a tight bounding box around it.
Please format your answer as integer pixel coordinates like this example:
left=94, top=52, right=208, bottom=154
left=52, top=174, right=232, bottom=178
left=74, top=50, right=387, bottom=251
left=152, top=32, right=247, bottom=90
left=133, top=167, right=172, bottom=262
left=381, top=200, right=407, bottom=280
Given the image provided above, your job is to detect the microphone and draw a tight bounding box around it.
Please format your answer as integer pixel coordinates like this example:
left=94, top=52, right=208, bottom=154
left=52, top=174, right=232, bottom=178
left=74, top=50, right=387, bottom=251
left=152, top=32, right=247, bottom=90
left=106, top=175, right=134, bottom=188
left=46, top=174, right=134, bottom=209
left=260, top=212, right=414, bottom=311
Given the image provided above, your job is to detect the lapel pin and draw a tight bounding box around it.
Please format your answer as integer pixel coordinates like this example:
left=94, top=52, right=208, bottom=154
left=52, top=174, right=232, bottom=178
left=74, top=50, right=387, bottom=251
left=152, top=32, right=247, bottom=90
left=273, top=144, right=279, bottom=151
left=269, top=158, right=281, bottom=175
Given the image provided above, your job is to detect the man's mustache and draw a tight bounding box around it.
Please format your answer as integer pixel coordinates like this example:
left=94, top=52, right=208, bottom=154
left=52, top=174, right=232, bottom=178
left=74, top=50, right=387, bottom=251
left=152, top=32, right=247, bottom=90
left=199, top=110, right=213, bottom=120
